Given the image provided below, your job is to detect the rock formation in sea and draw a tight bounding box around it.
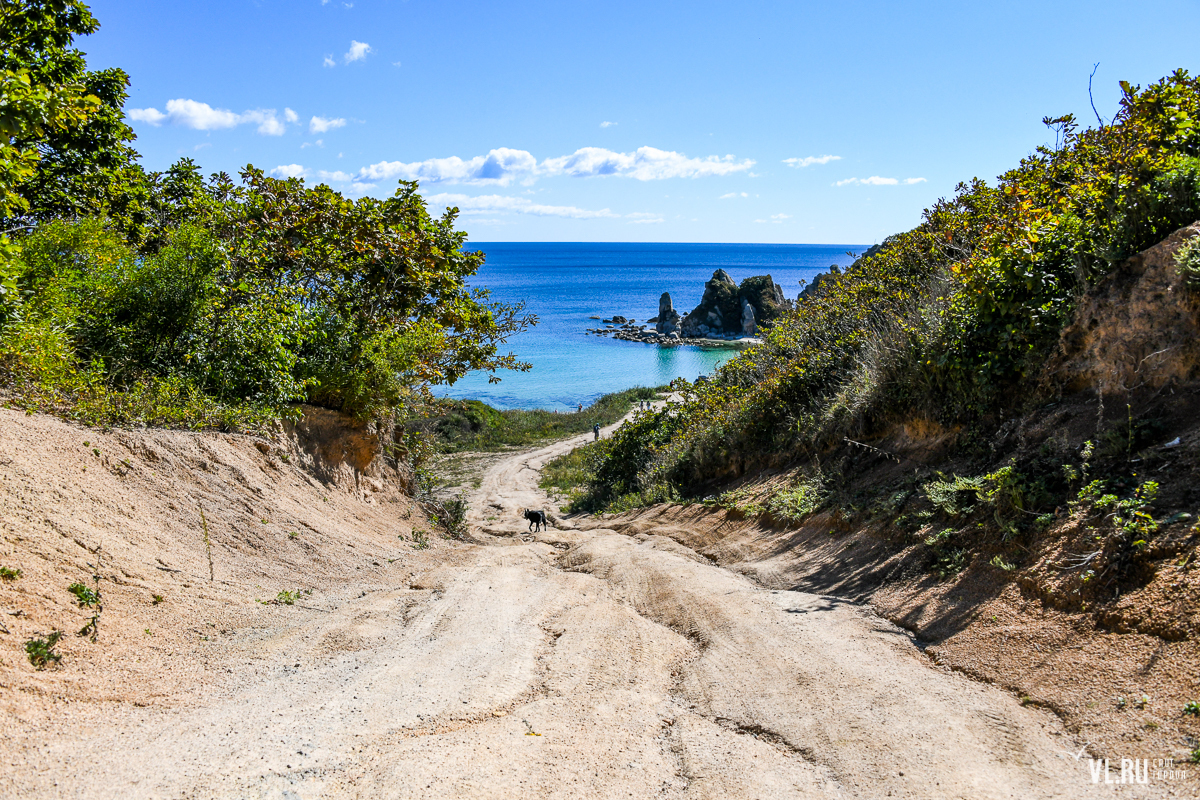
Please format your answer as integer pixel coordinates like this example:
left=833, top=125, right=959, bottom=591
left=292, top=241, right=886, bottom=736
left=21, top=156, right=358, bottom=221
left=588, top=271, right=791, bottom=345
left=655, top=292, right=681, bottom=334
left=678, top=270, right=789, bottom=338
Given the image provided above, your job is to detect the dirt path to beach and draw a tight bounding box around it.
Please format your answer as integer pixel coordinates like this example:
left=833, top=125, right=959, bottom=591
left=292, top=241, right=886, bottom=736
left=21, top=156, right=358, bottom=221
left=0, top=404, right=1155, bottom=798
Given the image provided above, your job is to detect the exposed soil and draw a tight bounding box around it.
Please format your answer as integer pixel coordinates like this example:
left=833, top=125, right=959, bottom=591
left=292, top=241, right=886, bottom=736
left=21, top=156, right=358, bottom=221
left=2, top=403, right=1189, bottom=797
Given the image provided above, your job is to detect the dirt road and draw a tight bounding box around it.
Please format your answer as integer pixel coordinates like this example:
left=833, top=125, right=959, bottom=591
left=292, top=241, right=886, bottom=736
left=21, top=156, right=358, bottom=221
left=3, top=407, right=1136, bottom=798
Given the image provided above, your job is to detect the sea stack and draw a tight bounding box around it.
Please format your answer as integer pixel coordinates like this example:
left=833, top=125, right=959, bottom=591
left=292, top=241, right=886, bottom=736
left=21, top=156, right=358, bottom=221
left=679, top=270, right=789, bottom=338
left=655, top=292, right=681, bottom=334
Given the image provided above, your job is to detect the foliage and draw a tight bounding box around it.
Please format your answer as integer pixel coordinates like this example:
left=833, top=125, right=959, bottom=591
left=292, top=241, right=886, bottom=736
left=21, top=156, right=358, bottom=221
left=1, top=178, right=534, bottom=429
left=67, top=579, right=99, bottom=607
left=1175, top=234, right=1200, bottom=290
left=582, top=70, right=1200, bottom=510
left=422, top=491, right=469, bottom=539
left=990, top=554, right=1017, bottom=571
left=0, top=565, right=21, bottom=580
left=24, top=630, right=63, bottom=668
left=0, top=0, right=144, bottom=230
left=539, top=440, right=604, bottom=507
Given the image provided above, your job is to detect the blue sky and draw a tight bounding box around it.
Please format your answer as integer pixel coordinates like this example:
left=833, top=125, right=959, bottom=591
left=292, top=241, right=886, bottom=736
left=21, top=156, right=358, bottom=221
left=86, top=0, right=1200, bottom=244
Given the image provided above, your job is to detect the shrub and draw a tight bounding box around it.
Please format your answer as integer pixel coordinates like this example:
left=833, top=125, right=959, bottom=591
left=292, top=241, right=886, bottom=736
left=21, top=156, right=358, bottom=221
left=1176, top=235, right=1200, bottom=290
left=25, top=631, right=63, bottom=669
left=67, top=581, right=100, bottom=607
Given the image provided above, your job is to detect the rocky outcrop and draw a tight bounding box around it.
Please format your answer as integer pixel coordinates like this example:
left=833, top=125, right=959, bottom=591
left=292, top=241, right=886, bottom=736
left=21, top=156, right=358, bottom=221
left=680, top=269, right=740, bottom=338
left=678, top=270, right=790, bottom=338
left=738, top=275, right=788, bottom=323
left=655, top=292, right=681, bottom=334
left=586, top=272, right=791, bottom=345
left=798, top=267, right=839, bottom=302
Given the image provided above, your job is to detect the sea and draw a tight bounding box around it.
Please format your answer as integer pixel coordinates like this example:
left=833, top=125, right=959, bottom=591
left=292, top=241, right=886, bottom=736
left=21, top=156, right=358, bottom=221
left=440, top=242, right=867, bottom=411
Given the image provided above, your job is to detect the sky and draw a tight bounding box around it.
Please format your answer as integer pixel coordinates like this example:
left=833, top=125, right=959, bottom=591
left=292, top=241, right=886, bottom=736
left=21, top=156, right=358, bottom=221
left=83, top=0, right=1200, bottom=244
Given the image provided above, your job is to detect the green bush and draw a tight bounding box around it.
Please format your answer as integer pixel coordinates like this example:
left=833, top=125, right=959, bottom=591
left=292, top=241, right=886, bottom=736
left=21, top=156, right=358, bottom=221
left=25, top=631, right=63, bottom=669
left=1176, top=235, right=1200, bottom=290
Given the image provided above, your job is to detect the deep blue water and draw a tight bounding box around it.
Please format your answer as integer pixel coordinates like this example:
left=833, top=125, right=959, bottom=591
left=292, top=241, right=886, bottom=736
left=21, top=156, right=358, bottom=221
left=440, top=242, right=866, bottom=411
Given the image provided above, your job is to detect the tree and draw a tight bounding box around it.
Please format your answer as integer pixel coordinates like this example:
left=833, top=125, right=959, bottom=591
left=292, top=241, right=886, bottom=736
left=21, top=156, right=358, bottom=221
left=209, top=168, right=535, bottom=415
left=0, top=0, right=145, bottom=234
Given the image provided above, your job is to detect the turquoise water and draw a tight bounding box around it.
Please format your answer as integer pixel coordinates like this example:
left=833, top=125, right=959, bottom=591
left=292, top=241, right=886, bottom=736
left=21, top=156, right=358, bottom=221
left=441, top=242, right=866, bottom=411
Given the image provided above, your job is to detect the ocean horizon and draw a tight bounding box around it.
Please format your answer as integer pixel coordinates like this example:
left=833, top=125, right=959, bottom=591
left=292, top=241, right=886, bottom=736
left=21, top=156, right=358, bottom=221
left=440, top=242, right=868, bottom=411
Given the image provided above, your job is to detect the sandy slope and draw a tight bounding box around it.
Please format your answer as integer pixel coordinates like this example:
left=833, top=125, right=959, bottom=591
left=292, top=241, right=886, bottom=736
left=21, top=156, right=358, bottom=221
left=0, top=406, right=1169, bottom=798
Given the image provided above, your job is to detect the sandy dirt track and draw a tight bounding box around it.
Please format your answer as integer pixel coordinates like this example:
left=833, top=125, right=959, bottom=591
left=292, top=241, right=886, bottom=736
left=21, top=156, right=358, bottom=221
left=1, top=408, right=1155, bottom=798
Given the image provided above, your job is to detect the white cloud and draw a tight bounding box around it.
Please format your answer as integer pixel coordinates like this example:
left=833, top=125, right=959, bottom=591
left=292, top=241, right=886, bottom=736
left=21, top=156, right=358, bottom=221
left=193, top=142, right=211, bottom=151
left=128, top=99, right=289, bottom=135
left=350, top=181, right=375, bottom=193
left=835, top=176, right=925, bottom=186
left=425, top=193, right=618, bottom=219
left=242, top=109, right=286, bottom=136
left=357, top=145, right=754, bottom=188
left=626, top=212, right=664, bottom=224
left=783, top=155, right=840, bottom=168
left=162, top=98, right=241, bottom=130
left=361, top=148, right=539, bottom=186
left=600, top=121, right=617, bottom=128
left=720, top=191, right=748, bottom=199
left=392, top=61, right=402, bottom=67
left=755, top=213, right=791, bottom=224
left=310, top=115, right=347, bottom=134
left=540, top=146, right=754, bottom=180
left=284, top=108, right=299, bottom=124
left=323, top=55, right=336, bottom=68
left=271, top=164, right=307, bottom=179
left=128, top=107, right=167, bottom=125
left=345, top=40, right=371, bottom=64
left=316, top=170, right=353, bottom=182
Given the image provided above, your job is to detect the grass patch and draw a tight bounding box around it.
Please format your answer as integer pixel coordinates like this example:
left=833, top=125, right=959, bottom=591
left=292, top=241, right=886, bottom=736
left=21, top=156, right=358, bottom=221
left=540, top=439, right=611, bottom=508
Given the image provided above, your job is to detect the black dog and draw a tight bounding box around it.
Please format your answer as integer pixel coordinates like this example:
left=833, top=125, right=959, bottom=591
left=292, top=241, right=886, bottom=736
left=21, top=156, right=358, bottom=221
left=521, top=508, right=547, bottom=532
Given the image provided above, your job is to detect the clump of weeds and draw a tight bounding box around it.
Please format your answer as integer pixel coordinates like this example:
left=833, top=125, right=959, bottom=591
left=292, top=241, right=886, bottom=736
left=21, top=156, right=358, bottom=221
left=264, top=589, right=311, bottom=606
left=25, top=631, right=64, bottom=669
left=67, top=580, right=101, bottom=608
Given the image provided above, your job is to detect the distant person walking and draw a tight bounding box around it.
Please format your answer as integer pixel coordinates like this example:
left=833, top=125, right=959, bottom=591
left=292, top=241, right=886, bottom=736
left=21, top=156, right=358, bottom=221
left=577, top=403, right=583, bottom=413
left=593, top=423, right=601, bottom=440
